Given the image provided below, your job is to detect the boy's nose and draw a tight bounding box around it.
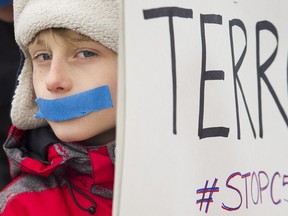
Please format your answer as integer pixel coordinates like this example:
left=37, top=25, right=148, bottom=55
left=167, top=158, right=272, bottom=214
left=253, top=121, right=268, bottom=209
left=45, top=60, right=72, bottom=93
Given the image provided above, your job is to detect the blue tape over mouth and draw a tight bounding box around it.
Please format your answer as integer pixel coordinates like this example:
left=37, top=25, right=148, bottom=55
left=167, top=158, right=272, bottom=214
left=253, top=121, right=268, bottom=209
left=35, top=85, right=113, bottom=122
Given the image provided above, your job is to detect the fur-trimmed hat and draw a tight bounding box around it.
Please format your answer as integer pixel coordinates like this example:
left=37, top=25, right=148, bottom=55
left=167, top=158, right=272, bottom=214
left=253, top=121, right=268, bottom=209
left=12, top=0, right=119, bottom=130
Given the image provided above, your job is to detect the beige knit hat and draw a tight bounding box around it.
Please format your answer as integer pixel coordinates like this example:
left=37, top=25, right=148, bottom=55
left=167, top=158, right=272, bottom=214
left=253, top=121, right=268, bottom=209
left=12, top=0, right=119, bottom=130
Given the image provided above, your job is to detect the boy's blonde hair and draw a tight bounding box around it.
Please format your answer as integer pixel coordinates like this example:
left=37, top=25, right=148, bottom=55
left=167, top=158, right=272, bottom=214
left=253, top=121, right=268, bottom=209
left=11, top=0, right=119, bottom=130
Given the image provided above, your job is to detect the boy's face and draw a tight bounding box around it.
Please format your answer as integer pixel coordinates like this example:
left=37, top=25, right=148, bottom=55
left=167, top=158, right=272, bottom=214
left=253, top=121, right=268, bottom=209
left=29, top=30, right=118, bottom=143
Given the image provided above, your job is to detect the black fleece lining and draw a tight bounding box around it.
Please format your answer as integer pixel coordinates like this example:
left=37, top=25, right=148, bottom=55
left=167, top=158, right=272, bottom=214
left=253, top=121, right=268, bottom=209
left=24, top=127, right=60, bottom=162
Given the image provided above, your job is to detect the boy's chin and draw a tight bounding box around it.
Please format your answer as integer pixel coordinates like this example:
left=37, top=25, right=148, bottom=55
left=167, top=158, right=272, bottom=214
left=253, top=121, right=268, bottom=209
left=47, top=116, right=116, bottom=143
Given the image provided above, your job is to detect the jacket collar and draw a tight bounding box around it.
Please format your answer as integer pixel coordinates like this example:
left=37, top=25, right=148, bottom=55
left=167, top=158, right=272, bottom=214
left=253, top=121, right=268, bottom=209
left=4, top=126, right=115, bottom=179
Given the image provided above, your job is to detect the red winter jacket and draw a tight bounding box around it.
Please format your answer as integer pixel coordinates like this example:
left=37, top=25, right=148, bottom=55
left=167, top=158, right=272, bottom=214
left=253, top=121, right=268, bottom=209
left=0, top=126, right=115, bottom=216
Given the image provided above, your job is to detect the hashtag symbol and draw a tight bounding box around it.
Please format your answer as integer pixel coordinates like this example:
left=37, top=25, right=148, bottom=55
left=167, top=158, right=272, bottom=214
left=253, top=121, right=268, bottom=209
left=196, top=178, right=219, bottom=213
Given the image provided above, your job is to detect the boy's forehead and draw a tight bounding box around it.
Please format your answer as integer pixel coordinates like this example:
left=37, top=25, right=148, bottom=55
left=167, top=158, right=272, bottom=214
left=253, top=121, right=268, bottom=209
left=30, top=29, right=95, bottom=46
left=29, top=28, right=98, bottom=50
left=60, top=30, right=94, bottom=42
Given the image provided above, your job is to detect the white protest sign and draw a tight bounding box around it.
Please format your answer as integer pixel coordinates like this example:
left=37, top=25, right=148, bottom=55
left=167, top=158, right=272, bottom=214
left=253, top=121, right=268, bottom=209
left=114, top=0, right=288, bottom=215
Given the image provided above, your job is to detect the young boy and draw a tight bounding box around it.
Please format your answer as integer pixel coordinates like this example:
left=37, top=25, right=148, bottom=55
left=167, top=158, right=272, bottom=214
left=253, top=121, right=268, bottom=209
left=0, top=0, right=119, bottom=215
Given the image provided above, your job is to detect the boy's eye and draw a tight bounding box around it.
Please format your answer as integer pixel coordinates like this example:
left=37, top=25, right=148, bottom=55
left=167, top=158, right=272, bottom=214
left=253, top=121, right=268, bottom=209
left=76, top=50, right=96, bottom=58
left=35, top=53, right=52, bottom=61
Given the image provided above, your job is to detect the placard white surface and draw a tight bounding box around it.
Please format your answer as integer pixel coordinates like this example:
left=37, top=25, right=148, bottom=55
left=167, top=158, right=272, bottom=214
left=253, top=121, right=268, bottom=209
left=114, top=1, right=288, bottom=215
